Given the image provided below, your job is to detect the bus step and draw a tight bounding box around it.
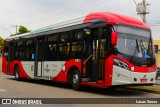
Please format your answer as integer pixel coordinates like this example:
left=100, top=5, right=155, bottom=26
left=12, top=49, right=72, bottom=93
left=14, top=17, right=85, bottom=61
left=82, top=78, right=91, bottom=82
left=34, top=76, right=43, bottom=80
left=7, top=73, right=12, bottom=75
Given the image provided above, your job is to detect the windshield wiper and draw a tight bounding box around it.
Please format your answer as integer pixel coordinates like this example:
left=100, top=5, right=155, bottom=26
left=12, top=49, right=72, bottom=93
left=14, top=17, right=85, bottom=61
left=130, top=39, right=139, bottom=62
left=140, top=40, right=150, bottom=59
left=140, top=40, right=147, bottom=52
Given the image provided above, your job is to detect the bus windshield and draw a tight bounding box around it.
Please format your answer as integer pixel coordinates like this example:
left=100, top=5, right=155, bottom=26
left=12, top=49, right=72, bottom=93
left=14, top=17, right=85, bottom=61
left=116, top=25, right=155, bottom=66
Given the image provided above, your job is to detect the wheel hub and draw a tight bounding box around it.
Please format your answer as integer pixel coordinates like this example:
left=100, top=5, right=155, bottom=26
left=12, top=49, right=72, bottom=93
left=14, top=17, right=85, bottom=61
left=73, top=74, right=78, bottom=84
left=16, top=70, right=19, bottom=79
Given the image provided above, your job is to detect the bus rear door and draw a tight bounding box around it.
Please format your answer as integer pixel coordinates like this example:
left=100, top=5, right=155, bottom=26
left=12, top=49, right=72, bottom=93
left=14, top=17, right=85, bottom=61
left=7, top=42, right=14, bottom=74
left=35, top=38, right=45, bottom=77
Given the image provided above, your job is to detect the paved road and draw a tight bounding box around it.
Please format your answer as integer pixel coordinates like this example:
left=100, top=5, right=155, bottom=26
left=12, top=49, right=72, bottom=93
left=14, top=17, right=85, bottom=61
left=156, top=78, right=160, bottom=85
left=0, top=73, right=160, bottom=107
left=0, top=74, right=160, bottom=98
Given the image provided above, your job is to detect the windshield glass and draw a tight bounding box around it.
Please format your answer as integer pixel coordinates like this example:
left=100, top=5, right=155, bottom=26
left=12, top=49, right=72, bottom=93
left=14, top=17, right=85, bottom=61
left=116, top=25, right=155, bottom=66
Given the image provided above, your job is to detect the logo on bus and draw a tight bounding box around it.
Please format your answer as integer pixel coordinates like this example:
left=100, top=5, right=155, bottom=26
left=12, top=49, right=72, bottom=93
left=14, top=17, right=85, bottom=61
left=143, top=75, right=147, bottom=78
left=44, top=65, right=50, bottom=72
left=31, top=65, right=34, bottom=71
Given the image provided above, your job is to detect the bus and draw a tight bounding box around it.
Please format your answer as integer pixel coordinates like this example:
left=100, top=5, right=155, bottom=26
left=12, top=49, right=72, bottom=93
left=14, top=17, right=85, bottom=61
left=2, top=12, right=156, bottom=90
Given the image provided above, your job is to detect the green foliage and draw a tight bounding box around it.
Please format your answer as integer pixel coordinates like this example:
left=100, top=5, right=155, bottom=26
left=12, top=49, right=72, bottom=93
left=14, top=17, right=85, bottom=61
left=10, top=34, right=16, bottom=36
left=18, top=26, right=31, bottom=35
left=0, top=37, right=3, bottom=46
left=10, top=26, right=31, bottom=36
left=0, top=37, right=4, bottom=52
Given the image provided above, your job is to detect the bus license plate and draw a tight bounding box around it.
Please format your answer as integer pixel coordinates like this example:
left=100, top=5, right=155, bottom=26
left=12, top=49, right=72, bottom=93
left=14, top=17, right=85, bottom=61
left=140, top=79, right=147, bottom=83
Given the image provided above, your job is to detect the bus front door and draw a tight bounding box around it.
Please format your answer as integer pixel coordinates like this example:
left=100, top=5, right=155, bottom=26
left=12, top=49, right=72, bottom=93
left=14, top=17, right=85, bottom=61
left=82, top=27, right=105, bottom=82
left=82, top=31, right=93, bottom=82
left=35, top=38, right=45, bottom=77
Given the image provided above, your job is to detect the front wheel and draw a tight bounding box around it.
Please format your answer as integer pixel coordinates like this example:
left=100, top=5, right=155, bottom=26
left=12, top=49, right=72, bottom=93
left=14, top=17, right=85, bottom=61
left=72, top=69, right=81, bottom=91
left=14, top=66, right=21, bottom=81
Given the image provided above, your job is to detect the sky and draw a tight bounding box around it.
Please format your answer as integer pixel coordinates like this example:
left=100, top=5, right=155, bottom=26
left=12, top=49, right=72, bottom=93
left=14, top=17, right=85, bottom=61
left=0, top=0, right=160, bottom=40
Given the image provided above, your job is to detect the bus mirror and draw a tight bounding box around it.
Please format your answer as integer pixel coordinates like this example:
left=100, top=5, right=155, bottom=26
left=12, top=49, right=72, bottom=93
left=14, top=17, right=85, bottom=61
left=111, top=32, right=118, bottom=45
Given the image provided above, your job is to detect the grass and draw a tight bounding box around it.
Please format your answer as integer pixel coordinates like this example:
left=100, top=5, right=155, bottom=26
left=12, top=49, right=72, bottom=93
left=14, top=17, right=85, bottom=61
left=130, top=85, right=160, bottom=91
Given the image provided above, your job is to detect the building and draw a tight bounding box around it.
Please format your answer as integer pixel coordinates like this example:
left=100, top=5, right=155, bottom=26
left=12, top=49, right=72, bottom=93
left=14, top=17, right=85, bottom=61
left=154, top=40, right=160, bottom=67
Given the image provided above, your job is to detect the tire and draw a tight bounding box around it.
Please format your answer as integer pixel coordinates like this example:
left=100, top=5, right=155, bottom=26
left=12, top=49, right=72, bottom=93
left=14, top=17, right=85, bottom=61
left=107, top=86, right=117, bottom=91
left=156, top=76, right=159, bottom=80
left=72, top=69, right=81, bottom=91
left=14, top=66, right=21, bottom=81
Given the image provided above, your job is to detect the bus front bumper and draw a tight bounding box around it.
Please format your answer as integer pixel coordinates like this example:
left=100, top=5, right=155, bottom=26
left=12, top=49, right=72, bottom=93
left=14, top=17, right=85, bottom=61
left=112, top=66, right=156, bottom=86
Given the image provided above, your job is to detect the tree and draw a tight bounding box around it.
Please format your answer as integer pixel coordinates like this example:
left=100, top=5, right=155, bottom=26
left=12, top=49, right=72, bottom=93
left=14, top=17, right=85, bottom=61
left=18, top=26, right=31, bottom=35
left=10, top=34, right=15, bottom=36
left=0, top=37, right=4, bottom=53
left=0, top=37, right=3, bottom=46
left=10, top=26, right=31, bottom=36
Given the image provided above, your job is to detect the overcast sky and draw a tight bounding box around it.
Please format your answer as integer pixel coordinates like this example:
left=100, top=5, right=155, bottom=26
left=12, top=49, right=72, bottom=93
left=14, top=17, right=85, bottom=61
left=0, top=0, right=160, bottom=39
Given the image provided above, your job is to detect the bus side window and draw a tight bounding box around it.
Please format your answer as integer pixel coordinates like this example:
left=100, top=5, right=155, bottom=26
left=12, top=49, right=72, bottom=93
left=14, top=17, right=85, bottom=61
left=4, top=42, right=9, bottom=61
left=13, top=41, right=23, bottom=60
left=14, top=42, right=18, bottom=60
left=58, top=32, right=70, bottom=60
left=105, top=26, right=113, bottom=56
left=46, top=34, right=58, bottom=60
left=92, top=28, right=98, bottom=61
left=19, top=42, right=24, bottom=60
left=71, top=30, right=82, bottom=59
left=24, top=40, right=35, bottom=61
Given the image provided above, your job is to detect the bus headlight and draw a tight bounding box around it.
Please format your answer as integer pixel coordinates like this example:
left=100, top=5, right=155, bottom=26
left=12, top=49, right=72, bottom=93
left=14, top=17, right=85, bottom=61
left=114, top=59, right=129, bottom=70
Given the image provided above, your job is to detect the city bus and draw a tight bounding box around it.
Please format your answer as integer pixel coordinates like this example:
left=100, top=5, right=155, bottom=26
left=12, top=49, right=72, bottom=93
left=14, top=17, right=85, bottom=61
left=2, top=12, right=156, bottom=90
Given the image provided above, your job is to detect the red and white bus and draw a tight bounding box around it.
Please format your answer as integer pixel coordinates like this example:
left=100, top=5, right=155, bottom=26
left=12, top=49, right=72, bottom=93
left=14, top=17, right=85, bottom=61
left=2, top=12, right=156, bottom=90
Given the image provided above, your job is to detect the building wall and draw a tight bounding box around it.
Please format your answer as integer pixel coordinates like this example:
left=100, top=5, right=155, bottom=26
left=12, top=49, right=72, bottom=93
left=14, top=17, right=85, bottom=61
left=154, top=40, right=160, bottom=67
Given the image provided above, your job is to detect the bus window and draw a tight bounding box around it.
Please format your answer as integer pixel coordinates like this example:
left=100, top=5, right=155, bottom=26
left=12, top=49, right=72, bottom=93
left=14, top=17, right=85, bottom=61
left=13, top=41, right=25, bottom=60
left=71, top=30, right=83, bottom=59
left=92, top=28, right=98, bottom=61
left=4, top=42, right=9, bottom=61
left=24, top=40, right=35, bottom=61
left=58, top=32, right=70, bottom=60
left=46, top=34, right=58, bottom=60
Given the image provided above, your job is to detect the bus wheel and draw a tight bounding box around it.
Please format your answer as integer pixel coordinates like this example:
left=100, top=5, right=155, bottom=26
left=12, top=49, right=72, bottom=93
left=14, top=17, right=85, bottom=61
left=72, top=69, right=81, bottom=91
left=14, top=66, right=21, bottom=81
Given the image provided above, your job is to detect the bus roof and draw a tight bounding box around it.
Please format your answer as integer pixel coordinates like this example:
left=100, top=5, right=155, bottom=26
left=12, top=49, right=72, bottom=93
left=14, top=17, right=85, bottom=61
left=6, top=12, right=150, bottom=41
left=84, top=12, right=150, bottom=29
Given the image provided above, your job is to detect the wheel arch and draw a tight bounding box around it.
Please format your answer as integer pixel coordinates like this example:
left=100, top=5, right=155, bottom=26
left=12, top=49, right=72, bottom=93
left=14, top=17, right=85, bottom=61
left=67, top=66, right=80, bottom=84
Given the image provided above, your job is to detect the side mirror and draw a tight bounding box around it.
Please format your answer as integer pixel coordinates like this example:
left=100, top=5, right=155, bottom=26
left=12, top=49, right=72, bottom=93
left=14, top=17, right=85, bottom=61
left=111, top=32, right=118, bottom=45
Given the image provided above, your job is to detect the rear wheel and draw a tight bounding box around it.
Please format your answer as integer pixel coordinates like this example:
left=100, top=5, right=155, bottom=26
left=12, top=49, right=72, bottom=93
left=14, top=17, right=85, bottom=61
left=72, top=69, right=81, bottom=91
left=14, top=66, right=21, bottom=81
